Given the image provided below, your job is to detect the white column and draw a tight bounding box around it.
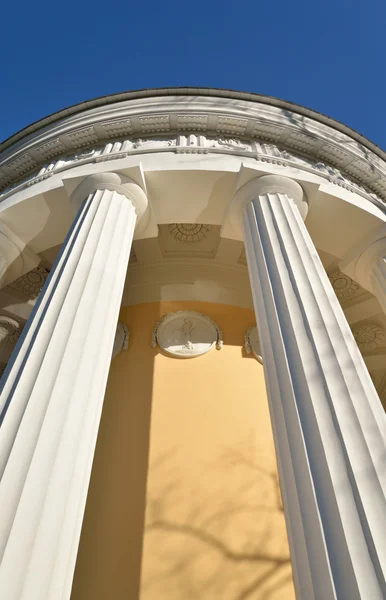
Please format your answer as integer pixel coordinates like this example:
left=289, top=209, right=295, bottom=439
left=0, top=173, right=148, bottom=600
left=340, top=229, right=386, bottom=317
left=237, top=175, right=386, bottom=600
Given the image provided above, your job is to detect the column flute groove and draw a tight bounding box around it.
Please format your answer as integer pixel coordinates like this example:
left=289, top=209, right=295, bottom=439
left=240, top=175, right=386, bottom=600
left=0, top=173, right=148, bottom=600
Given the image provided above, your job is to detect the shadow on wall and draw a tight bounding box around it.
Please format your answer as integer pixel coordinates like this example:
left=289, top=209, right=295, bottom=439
left=70, top=303, right=157, bottom=600
left=141, top=438, right=294, bottom=600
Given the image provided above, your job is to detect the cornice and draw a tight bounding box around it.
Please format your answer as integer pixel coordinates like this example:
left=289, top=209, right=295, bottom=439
left=1, top=93, right=386, bottom=206
left=2, top=88, right=385, bottom=160
left=0, top=133, right=384, bottom=210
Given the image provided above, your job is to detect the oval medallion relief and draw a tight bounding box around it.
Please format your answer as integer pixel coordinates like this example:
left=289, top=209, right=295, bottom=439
left=152, top=311, right=223, bottom=358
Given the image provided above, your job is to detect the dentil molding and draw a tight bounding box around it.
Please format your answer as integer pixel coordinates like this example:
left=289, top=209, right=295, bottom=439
left=151, top=310, right=223, bottom=358
left=1, top=134, right=385, bottom=211
left=1, top=90, right=386, bottom=209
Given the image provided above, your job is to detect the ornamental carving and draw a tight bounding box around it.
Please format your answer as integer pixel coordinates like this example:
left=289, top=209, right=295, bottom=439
left=112, top=323, right=130, bottom=358
left=353, top=324, right=385, bottom=351
left=329, top=270, right=360, bottom=300
left=0, top=316, right=22, bottom=345
left=168, top=223, right=211, bottom=244
left=244, top=325, right=263, bottom=363
left=9, top=267, right=49, bottom=299
left=152, top=311, right=223, bottom=358
left=2, top=132, right=385, bottom=210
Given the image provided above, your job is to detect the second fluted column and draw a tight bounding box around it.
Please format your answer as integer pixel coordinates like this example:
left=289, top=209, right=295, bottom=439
left=239, top=175, right=386, bottom=600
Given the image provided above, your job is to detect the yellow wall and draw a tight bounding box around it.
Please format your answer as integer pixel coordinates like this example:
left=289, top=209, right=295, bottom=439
left=70, top=302, right=295, bottom=600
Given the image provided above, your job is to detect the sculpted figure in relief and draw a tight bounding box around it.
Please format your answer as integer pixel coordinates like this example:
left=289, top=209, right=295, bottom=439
left=174, top=318, right=195, bottom=351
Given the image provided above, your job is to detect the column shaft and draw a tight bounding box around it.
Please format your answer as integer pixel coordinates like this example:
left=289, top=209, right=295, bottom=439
left=0, top=188, right=136, bottom=600
left=243, top=191, right=386, bottom=600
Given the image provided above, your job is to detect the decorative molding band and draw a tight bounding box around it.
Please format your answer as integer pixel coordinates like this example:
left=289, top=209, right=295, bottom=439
left=151, top=310, right=223, bottom=358
left=244, top=325, right=263, bottom=363
left=1, top=131, right=385, bottom=209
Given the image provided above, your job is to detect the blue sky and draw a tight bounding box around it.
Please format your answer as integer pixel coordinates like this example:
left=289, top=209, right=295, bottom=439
left=1, top=0, right=385, bottom=148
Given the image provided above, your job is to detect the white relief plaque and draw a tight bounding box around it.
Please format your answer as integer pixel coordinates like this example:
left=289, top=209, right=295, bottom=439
left=245, top=325, right=263, bottom=363
left=152, top=310, right=223, bottom=358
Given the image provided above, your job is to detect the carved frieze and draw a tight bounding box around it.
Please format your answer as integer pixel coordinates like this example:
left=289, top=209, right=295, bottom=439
left=139, top=115, right=170, bottom=133
left=152, top=310, right=223, bottom=358
left=177, top=115, right=208, bottom=131
left=216, top=116, right=248, bottom=135
left=1, top=133, right=384, bottom=210
left=99, top=119, right=133, bottom=138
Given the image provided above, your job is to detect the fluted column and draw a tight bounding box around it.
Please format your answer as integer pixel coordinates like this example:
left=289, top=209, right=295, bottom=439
left=341, top=228, right=386, bottom=317
left=237, top=175, right=386, bottom=599
left=0, top=173, right=148, bottom=600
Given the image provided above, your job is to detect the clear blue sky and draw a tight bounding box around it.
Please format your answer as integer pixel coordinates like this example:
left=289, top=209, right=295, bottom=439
left=1, top=0, right=385, bottom=148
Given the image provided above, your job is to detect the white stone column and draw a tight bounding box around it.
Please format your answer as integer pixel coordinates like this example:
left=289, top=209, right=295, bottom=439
left=340, top=227, right=386, bottom=317
left=236, top=175, right=386, bottom=600
left=0, top=173, right=148, bottom=600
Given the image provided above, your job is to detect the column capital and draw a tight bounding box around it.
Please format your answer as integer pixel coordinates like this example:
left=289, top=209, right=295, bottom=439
left=340, top=223, right=386, bottom=291
left=230, top=174, right=308, bottom=239
left=71, top=172, right=149, bottom=233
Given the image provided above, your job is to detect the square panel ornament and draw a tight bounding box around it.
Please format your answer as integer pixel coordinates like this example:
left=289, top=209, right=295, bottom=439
left=152, top=311, right=223, bottom=358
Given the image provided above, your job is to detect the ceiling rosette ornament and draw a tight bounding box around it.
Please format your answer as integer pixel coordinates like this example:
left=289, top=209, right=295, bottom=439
left=353, top=324, right=385, bottom=351
left=0, top=316, right=22, bottom=345
left=328, top=270, right=360, bottom=300
left=152, top=310, right=223, bottom=358
left=9, top=267, right=50, bottom=299
left=168, top=223, right=211, bottom=244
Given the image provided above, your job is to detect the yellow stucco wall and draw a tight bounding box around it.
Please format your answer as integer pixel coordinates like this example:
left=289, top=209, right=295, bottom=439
left=70, top=301, right=295, bottom=600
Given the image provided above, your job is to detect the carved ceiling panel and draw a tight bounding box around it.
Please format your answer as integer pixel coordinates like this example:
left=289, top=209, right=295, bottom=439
left=9, top=267, right=50, bottom=299
left=159, top=223, right=221, bottom=258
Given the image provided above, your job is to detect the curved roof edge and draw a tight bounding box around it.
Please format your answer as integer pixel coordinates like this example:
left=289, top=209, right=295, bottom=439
left=1, top=87, right=385, bottom=161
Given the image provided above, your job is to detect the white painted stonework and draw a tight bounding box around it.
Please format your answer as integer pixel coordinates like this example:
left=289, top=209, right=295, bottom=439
left=112, top=322, right=130, bottom=358
left=152, top=310, right=222, bottom=358
left=244, top=325, right=263, bottom=363
left=0, top=88, right=385, bottom=600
